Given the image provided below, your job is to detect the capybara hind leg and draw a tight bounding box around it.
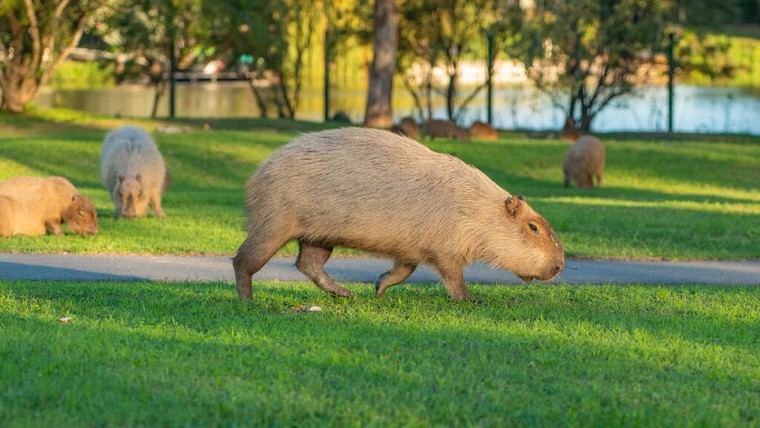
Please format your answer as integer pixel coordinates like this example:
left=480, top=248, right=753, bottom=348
left=375, top=261, right=417, bottom=297
left=233, top=235, right=287, bottom=300
left=150, top=191, right=165, bottom=218
left=435, top=262, right=473, bottom=301
left=296, top=241, right=352, bottom=297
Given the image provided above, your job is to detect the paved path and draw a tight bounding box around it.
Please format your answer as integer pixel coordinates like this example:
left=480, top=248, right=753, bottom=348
left=0, top=254, right=758, bottom=285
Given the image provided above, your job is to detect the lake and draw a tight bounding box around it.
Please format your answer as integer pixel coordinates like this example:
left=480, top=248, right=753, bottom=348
left=36, top=83, right=760, bottom=135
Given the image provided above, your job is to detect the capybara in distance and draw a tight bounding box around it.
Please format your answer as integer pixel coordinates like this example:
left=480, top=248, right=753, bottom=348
left=233, top=128, right=564, bottom=301
left=469, top=121, right=498, bottom=141
left=101, top=126, right=168, bottom=218
left=0, top=176, right=98, bottom=237
left=390, top=116, right=419, bottom=140
left=563, top=135, right=605, bottom=189
left=424, top=119, right=470, bottom=141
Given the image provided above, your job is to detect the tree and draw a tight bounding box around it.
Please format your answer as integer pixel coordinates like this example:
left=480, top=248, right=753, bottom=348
left=364, top=0, right=398, bottom=128
left=510, top=0, right=741, bottom=133
left=205, top=0, right=319, bottom=119
left=0, top=0, right=117, bottom=112
left=100, top=0, right=205, bottom=117
left=397, top=0, right=508, bottom=123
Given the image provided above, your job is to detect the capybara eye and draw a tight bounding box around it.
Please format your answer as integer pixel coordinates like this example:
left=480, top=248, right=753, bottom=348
left=529, top=223, right=539, bottom=233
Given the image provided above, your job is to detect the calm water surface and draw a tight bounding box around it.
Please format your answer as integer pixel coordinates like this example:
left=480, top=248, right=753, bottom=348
left=37, top=83, right=760, bottom=135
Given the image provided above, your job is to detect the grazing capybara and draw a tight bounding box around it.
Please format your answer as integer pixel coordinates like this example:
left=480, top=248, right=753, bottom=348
left=233, top=128, right=564, bottom=301
left=469, top=121, right=498, bottom=141
left=390, top=116, right=419, bottom=140
left=563, top=135, right=605, bottom=189
left=101, top=126, right=168, bottom=218
left=424, top=119, right=470, bottom=141
left=0, top=176, right=98, bottom=237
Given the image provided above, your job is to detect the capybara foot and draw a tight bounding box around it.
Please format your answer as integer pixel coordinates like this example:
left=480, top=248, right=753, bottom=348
left=324, top=284, right=353, bottom=298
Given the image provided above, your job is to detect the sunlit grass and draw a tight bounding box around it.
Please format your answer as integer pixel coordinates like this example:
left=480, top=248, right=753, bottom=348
left=1, top=108, right=759, bottom=259
left=1, top=280, right=759, bottom=426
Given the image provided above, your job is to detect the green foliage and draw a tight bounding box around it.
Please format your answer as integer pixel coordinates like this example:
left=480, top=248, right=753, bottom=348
left=1, top=109, right=759, bottom=260
left=1, top=280, right=760, bottom=425
left=50, top=61, right=115, bottom=90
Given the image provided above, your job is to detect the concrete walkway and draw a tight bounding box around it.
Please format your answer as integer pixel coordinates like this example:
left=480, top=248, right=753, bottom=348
left=0, top=253, right=758, bottom=285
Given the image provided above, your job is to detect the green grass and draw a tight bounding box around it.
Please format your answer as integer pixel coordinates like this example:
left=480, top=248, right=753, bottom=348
left=1, top=108, right=759, bottom=259
left=1, top=280, right=759, bottom=426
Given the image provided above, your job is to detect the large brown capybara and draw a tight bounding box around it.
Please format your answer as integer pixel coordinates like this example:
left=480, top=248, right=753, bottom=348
left=392, top=116, right=419, bottom=140
left=101, top=126, right=168, bottom=218
left=233, top=128, right=564, bottom=301
left=469, top=121, right=498, bottom=141
left=0, top=176, right=98, bottom=237
left=424, top=119, right=470, bottom=141
left=563, top=135, right=605, bottom=189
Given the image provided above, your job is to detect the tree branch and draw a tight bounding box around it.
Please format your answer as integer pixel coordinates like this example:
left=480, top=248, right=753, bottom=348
left=22, top=0, right=42, bottom=70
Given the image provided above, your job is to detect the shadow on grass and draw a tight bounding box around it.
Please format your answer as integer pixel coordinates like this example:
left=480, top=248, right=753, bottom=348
left=1, top=282, right=759, bottom=425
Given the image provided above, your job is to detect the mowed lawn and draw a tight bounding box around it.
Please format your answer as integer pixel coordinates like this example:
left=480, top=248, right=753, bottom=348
left=1, top=109, right=759, bottom=259
left=1, top=280, right=759, bottom=425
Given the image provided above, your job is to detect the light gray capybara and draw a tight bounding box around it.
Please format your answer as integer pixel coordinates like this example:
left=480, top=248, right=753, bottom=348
left=101, top=126, right=168, bottom=218
left=233, top=128, right=564, bottom=301
left=424, top=119, right=470, bottom=141
left=563, top=135, right=605, bottom=189
left=0, top=176, right=98, bottom=237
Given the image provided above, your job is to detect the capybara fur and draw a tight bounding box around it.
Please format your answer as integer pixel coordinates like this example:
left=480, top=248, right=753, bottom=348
left=233, top=128, right=564, bottom=301
left=563, top=135, right=605, bottom=189
left=390, top=116, right=419, bottom=140
left=469, top=121, right=498, bottom=141
left=424, top=119, right=470, bottom=141
left=101, top=126, right=168, bottom=218
left=0, top=176, right=97, bottom=237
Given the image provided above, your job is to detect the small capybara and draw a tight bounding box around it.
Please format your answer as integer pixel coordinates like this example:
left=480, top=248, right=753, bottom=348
left=424, top=119, right=470, bottom=141
left=469, top=121, right=498, bottom=141
left=0, top=176, right=98, bottom=237
left=101, top=126, right=168, bottom=218
left=390, top=116, right=419, bottom=140
left=563, top=135, right=605, bottom=189
left=233, top=128, right=564, bottom=301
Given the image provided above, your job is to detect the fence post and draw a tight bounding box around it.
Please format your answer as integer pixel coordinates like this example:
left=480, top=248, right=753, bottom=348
left=667, top=32, right=675, bottom=133
left=486, top=31, right=495, bottom=126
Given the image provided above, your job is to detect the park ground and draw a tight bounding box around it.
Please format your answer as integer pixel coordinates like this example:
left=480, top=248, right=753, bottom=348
left=1, top=108, right=760, bottom=425
left=1, top=108, right=759, bottom=259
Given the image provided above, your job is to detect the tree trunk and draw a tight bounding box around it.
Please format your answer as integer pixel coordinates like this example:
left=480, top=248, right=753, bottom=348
left=364, top=0, right=398, bottom=128
left=446, top=72, right=456, bottom=121
left=0, top=75, right=39, bottom=113
left=151, top=80, right=167, bottom=118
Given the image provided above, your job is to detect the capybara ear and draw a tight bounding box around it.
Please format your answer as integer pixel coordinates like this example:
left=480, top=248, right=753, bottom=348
left=118, top=174, right=125, bottom=182
left=505, top=195, right=522, bottom=217
left=135, top=173, right=142, bottom=181
left=72, top=194, right=82, bottom=204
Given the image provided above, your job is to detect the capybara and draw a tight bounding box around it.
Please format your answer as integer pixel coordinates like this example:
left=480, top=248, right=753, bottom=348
left=101, top=126, right=168, bottom=218
left=0, top=176, right=98, bottom=237
left=469, top=121, right=498, bottom=141
left=233, top=128, right=564, bottom=301
left=424, top=119, right=470, bottom=141
left=563, top=135, right=605, bottom=188
left=390, top=116, right=419, bottom=140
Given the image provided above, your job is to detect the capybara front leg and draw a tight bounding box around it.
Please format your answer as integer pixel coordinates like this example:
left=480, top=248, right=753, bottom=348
left=233, top=235, right=287, bottom=300
left=150, top=191, right=166, bottom=218
left=435, top=262, right=473, bottom=301
left=375, top=261, right=417, bottom=297
left=46, top=219, right=64, bottom=235
left=296, top=240, right=352, bottom=297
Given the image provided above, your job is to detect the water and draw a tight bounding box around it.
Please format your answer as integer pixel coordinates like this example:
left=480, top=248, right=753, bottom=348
left=37, top=83, right=760, bottom=135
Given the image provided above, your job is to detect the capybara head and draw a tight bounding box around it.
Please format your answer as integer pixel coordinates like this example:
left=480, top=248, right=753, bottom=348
left=116, top=174, right=149, bottom=218
left=63, top=195, right=98, bottom=235
left=489, top=195, right=564, bottom=282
